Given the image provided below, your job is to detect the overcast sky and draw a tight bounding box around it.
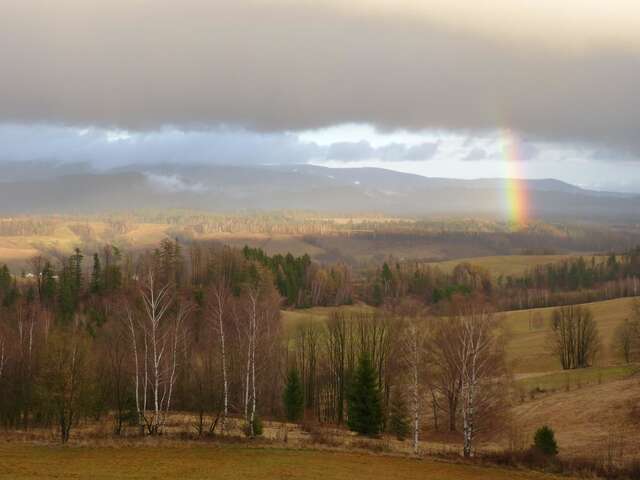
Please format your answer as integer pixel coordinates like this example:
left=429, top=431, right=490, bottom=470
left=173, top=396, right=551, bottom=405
left=2, top=1, right=639, bottom=191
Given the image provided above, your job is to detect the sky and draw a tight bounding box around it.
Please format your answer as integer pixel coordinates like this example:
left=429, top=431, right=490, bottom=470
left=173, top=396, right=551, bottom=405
left=1, top=1, right=639, bottom=191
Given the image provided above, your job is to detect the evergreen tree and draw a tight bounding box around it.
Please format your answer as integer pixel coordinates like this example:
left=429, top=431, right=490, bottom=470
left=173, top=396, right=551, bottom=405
left=283, top=367, right=304, bottom=422
left=381, top=262, right=393, bottom=296
left=41, top=261, right=57, bottom=304
left=533, top=425, right=559, bottom=456
left=71, top=248, right=83, bottom=295
left=0, top=264, right=11, bottom=292
left=388, top=390, right=410, bottom=441
left=347, top=353, right=382, bottom=436
left=90, top=253, right=103, bottom=294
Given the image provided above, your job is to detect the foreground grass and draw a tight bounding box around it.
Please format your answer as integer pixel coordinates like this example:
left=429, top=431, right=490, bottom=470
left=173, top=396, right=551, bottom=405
left=0, top=443, right=558, bottom=480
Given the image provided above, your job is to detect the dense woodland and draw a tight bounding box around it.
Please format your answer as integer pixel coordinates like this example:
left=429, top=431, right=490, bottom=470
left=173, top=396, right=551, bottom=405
left=0, top=238, right=638, bottom=458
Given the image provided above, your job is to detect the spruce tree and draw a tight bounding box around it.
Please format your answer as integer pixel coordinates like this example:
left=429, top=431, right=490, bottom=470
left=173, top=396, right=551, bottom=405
left=534, top=425, right=558, bottom=456
left=41, top=261, right=56, bottom=304
left=283, top=367, right=304, bottom=422
left=90, top=253, right=102, bottom=294
left=347, top=353, right=382, bottom=436
left=388, top=390, right=410, bottom=441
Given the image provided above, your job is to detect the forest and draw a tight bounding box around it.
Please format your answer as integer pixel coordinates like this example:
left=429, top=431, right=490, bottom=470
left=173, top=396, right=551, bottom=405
left=0, top=237, right=639, bottom=478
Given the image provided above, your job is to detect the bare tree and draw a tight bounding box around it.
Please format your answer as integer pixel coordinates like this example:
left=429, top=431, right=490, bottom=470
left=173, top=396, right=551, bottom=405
left=393, top=300, right=428, bottom=455
left=208, top=279, right=232, bottom=433
left=427, top=319, right=463, bottom=433
left=612, top=319, right=636, bottom=364
left=128, top=271, right=192, bottom=434
left=550, top=305, right=600, bottom=369
left=40, top=327, right=92, bottom=443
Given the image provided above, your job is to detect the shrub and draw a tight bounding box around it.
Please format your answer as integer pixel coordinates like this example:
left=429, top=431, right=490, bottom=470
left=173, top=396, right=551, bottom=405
left=244, top=416, right=263, bottom=437
left=533, top=425, right=558, bottom=456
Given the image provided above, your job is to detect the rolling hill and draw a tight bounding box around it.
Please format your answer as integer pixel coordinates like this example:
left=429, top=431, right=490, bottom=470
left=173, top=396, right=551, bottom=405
left=0, top=162, right=638, bottom=220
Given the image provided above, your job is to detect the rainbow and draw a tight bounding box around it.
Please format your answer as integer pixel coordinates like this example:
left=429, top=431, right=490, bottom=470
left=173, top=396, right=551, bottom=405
left=499, top=128, right=529, bottom=227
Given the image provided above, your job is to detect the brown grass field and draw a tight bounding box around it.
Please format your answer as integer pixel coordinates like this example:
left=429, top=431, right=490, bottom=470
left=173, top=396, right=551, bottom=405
left=0, top=443, right=560, bottom=480
left=283, top=296, right=639, bottom=377
left=426, top=254, right=600, bottom=277
left=512, top=376, right=640, bottom=460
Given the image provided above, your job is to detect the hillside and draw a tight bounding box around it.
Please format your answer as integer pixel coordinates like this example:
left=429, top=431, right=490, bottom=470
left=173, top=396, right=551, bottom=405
left=0, top=163, right=639, bottom=220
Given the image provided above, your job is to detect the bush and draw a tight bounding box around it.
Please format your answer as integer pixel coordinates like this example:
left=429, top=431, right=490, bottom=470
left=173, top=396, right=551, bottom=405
left=533, top=425, right=558, bottom=456
left=244, top=416, right=263, bottom=437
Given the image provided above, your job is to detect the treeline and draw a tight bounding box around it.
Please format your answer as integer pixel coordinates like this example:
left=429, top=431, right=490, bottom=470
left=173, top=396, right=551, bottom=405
left=365, top=248, right=640, bottom=312
left=498, top=249, right=640, bottom=310
left=0, top=218, right=57, bottom=236
left=241, top=246, right=352, bottom=308
left=0, top=239, right=284, bottom=440
left=0, top=239, right=511, bottom=458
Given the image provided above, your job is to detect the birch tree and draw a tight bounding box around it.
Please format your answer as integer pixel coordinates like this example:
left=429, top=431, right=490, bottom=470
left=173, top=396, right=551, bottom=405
left=208, top=279, right=231, bottom=433
left=129, top=271, right=193, bottom=435
left=454, top=306, right=503, bottom=458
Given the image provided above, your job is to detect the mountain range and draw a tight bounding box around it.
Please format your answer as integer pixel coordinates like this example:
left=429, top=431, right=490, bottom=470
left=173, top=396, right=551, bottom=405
left=0, top=162, right=638, bottom=220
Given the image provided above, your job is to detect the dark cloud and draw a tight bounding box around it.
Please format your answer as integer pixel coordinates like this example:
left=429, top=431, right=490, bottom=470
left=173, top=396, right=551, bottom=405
left=1, top=1, right=639, bottom=156
left=0, top=124, right=325, bottom=167
left=463, top=147, right=488, bottom=161
left=404, top=142, right=439, bottom=161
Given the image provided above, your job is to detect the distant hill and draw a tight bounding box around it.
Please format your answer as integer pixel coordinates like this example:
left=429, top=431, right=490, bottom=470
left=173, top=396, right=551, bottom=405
left=0, top=162, right=638, bottom=220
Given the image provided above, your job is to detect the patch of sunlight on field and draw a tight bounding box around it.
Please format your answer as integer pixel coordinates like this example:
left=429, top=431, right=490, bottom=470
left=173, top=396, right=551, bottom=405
left=121, top=223, right=171, bottom=246
left=428, top=254, right=603, bottom=277
left=0, top=444, right=558, bottom=480
left=502, top=296, right=638, bottom=374
left=281, top=304, right=377, bottom=331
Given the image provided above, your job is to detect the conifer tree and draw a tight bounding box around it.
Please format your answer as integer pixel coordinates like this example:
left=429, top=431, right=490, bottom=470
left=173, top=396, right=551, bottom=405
left=347, top=353, right=382, bottom=436
left=41, top=261, right=56, bottom=304
left=283, top=367, right=304, bottom=422
left=388, top=389, right=410, bottom=441
left=90, top=253, right=102, bottom=294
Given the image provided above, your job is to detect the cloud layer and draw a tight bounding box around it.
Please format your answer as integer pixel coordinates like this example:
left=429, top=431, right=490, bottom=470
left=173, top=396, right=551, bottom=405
left=1, top=1, right=639, bottom=154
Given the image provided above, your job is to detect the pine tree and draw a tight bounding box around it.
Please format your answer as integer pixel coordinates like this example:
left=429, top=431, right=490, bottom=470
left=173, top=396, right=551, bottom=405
left=388, top=390, right=410, bottom=441
left=347, top=353, right=382, bottom=436
left=283, top=367, right=304, bottom=422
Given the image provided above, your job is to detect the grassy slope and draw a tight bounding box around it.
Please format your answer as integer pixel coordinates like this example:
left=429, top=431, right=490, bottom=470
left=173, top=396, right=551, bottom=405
left=426, top=254, right=596, bottom=277
left=0, top=444, right=558, bottom=480
left=501, top=296, right=637, bottom=374
left=512, top=376, right=640, bottom=459
left=283, top=297, right=639, bottom=377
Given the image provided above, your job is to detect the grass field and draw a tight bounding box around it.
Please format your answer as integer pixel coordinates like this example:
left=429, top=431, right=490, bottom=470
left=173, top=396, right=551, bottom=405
left=512, top=376, right=640, bottom=459
left=282, top=296, right=639, bottom=376
left=426, top=254, right=599, bottom=278
left=0, top=444, right=559, bottom=480
left=500, top=296, right=638, bottom=373
left=2, top=216, right=598, bottom=271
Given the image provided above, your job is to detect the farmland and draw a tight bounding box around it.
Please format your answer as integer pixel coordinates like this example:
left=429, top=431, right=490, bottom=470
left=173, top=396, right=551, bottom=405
left=0, top=444, right=559, bottom=480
